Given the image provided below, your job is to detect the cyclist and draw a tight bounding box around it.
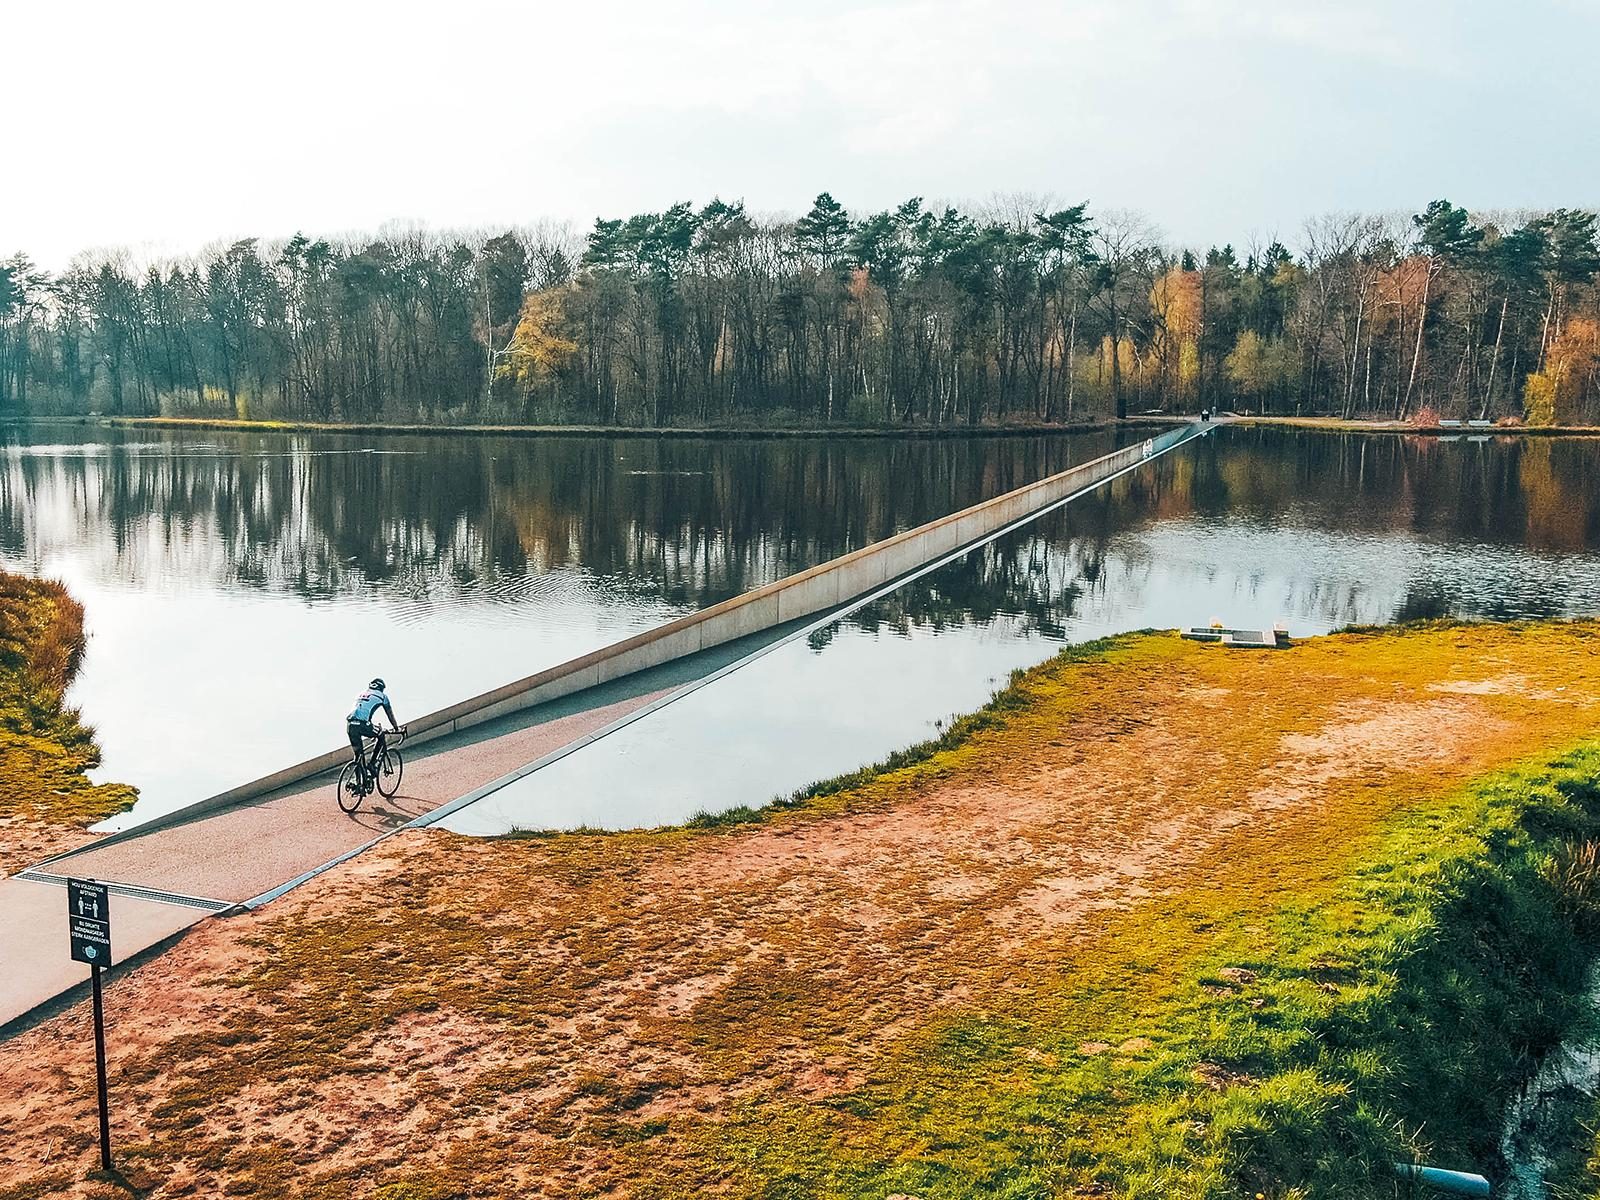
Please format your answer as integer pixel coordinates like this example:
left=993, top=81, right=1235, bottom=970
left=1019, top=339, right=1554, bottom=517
left=347, top=678, right=399, bottom=787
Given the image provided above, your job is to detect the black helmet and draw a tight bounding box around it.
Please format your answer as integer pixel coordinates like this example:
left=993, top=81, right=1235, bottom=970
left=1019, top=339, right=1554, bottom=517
left=370, top=678, right=386, bottom=691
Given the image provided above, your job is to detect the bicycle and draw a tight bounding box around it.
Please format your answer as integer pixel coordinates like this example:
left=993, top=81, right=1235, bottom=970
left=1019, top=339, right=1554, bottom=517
left=337, top=725, right=407, bottom=814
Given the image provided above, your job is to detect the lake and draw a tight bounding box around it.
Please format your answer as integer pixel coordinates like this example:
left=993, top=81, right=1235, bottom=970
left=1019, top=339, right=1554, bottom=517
left=5, top=423, right=1599, bottom=831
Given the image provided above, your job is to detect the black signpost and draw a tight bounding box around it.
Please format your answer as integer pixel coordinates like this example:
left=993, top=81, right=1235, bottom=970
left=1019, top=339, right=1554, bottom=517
left=67, top=878, right=113, bottom=1172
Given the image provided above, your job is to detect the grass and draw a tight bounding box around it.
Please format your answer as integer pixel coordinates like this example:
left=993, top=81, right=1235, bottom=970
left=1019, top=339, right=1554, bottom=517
left=654, top=745, right=1600, bottom=1198
left=7, top=621, right=1600, bottom=1198
left=0, top=570, right=136, bottom=839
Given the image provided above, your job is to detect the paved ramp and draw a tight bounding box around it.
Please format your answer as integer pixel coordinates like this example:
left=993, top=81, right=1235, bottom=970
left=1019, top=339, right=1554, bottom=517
left=0, top=666, right=714, bottom=1031
left=2, top=424, right=1217, bottom=1033
left=0, top=876, right=210, bottom=1031
left=2, top=618, right=819, bottom=1032
left=34, top=687, right=666, bottom=906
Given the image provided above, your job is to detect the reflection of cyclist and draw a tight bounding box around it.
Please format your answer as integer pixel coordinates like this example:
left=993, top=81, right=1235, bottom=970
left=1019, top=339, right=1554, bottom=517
left=347, top=678, right=398, bottom=784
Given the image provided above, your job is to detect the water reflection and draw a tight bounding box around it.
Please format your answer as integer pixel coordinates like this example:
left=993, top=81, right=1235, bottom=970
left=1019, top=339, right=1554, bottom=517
left=0, top=427, right=1118, bottom=609
left=440, top=430, right=1600, bottom=835
left=0, top=424, right=1120, bottom=811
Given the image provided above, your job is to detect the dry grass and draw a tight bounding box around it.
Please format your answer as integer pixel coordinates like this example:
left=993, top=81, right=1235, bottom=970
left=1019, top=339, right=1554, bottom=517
left=2, top=622, right=1600, bottom=1197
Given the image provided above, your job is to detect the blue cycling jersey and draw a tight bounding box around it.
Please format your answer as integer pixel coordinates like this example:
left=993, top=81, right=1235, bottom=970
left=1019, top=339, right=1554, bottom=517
left=348, top=689, right=393, bottom=724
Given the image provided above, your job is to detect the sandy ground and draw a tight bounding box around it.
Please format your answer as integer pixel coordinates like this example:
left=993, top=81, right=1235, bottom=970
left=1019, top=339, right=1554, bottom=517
left=2, top=623, right=1599, bottom=1198
left=0, top=819, right=95, bottom=880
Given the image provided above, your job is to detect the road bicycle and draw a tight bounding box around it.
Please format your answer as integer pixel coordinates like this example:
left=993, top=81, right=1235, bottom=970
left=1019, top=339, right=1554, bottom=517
left=337, top=725, right=407, bottom=814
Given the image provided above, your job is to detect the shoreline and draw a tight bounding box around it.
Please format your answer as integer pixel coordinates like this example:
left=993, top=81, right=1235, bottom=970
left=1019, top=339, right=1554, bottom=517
left=1224, top=413, right=1600, bottom=436
left=0, top=570, right=137, bottom=876
left=8, top=412, right=1600, bottom=439
left=6, top=413, right=1174, bottom=441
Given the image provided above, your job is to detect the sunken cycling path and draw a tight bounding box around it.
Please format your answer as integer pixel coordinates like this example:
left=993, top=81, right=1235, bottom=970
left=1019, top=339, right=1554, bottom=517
left=35, top=688, right=663, bottom=905
left=0, top=637, right=769, bottom=1032
left=1, top=422, right=1214, bottom=1032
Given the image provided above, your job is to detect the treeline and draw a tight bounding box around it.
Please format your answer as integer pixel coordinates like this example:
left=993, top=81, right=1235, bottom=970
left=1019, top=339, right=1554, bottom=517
left=3, top=197, right=1599, bottom=426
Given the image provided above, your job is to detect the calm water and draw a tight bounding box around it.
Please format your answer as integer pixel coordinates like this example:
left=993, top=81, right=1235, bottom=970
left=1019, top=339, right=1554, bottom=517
left=0, top=424, right=1120, bottom=816
left=437, top=429, right=1600, bottom=834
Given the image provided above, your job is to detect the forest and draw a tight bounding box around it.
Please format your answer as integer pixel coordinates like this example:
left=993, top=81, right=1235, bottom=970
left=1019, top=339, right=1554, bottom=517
left=2, top=196, right=1598, bottom=427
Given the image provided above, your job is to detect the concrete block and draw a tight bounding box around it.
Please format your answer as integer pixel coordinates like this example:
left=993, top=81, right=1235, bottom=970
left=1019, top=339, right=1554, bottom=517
left=949, top=512, right=986, bottom=549
left=776, top=570, right=842, bottom=623
left=595, top=624, right=705, bottom=683
left=882, top=533, right=930, bottom=580
left=457, top=663, right=604, bottom=731
left=831, top=556, right=883, bottom=604
left=707, top=591, right=782, bottom=642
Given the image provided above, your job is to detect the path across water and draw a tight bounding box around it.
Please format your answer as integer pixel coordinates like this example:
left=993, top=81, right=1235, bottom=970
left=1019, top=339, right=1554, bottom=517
left=1, top=423, right=1215, bottom=1034
left=0, top=631, right=778, bottom=1031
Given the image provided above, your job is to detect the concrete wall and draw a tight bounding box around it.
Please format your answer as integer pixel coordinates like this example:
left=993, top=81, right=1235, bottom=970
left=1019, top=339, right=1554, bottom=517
left=97, top=422, right=1207, bottom=841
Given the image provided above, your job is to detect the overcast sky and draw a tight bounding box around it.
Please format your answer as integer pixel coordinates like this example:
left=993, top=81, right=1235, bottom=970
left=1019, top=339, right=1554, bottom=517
left=7, top=0, right=1599, bottom=270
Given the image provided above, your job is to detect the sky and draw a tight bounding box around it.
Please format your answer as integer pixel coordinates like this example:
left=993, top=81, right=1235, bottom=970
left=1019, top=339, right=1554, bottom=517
left=6, top=0, right=1600, bottom=270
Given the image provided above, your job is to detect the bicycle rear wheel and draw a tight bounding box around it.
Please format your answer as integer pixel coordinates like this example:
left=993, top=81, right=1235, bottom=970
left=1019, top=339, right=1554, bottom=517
left=377, top=747, right=404, bottom=798
left=337, top=760, right=364, bottom=813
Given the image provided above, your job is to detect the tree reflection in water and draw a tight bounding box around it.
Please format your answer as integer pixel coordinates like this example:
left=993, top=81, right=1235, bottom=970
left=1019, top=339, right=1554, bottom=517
left=824, top=429, right=1600, bottom=642
left=5, top=424, right=1600, bottom=816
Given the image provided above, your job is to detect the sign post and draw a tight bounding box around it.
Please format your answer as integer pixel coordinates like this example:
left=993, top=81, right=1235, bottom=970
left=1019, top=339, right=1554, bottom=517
left=67, top=878, right=113, bottom=1173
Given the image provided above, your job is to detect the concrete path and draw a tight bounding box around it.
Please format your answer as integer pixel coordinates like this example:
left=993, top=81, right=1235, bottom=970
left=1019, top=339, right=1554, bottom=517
left=34, top=687, right=669, bottom=906
left=0, top=876, right=209, bottom=1032
left=2, top=619, right=811, bottom=1034
left=2, top=687, right=662, bottom=1032
left=1, top=640, right=783, bottom=1034
left=4, top=695, right=670, bottom=1033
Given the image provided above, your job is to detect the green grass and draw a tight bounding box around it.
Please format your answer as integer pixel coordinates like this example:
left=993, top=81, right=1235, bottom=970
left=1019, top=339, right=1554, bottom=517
left=659, top=744, right=1600, bottom=1198
left=674, top=633, right=1153, bottom=833
left=467, top=630, right=1600, bottom=1197
left=12, top=621, right=1599, bottom=1199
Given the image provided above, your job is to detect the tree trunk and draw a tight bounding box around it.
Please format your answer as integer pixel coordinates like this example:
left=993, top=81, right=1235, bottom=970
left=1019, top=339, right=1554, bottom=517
left=1109, top=293, right=1124, bottom=420
left=1065, top=303, right=1079, bottom=420
left=1480, top=295, right=1509, bottom=420
left=1539, top=284, right=1559, bottom=371
left=1342, top=292, right=1365, bottom=419
left=1401, top=265, right=1432, bottom=420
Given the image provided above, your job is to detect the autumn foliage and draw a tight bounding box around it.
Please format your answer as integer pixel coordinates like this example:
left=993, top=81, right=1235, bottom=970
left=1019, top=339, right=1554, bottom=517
left=5, top=198, right=1600, bottom=425
left=1524, top=317, right=1600, bottom=425
left=499, top=289, right=579, bottom=393
left=1149, top=267, right=1202, bottom=399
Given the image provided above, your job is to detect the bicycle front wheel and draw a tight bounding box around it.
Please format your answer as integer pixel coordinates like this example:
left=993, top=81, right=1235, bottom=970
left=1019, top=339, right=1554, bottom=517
left=337, top=760, right=364, bottom=814
left=377, top=747, right=404, bottom=798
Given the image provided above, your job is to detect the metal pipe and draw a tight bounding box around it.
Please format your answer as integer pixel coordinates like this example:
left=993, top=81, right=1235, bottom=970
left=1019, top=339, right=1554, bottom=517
left=1393, top=1163, right=1491, bottom=1197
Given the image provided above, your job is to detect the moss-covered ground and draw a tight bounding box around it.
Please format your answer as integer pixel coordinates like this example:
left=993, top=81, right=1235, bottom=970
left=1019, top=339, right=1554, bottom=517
left=0, top=570, right=136, bottom=875
left=2, top=621, right=1599, bottom=1198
